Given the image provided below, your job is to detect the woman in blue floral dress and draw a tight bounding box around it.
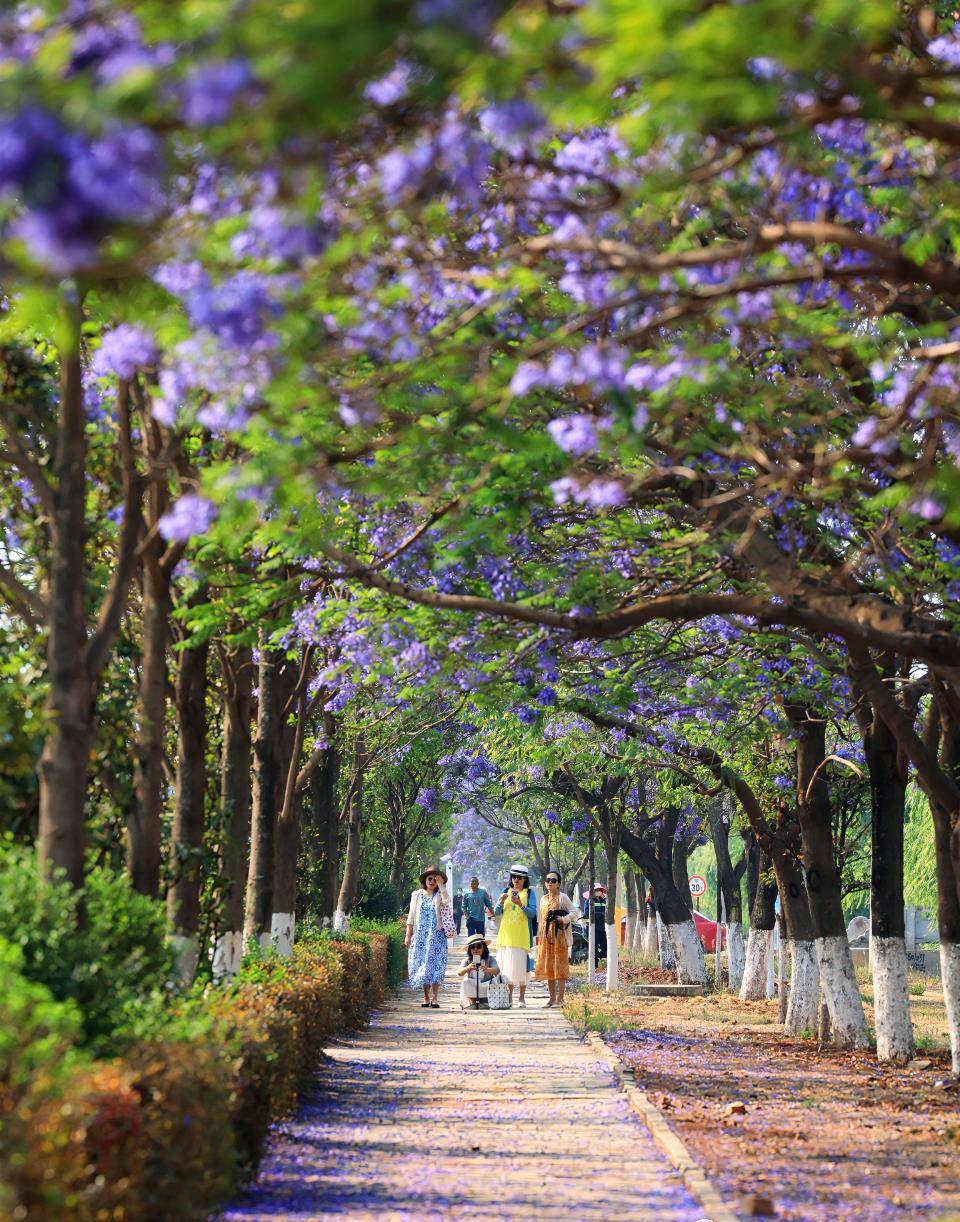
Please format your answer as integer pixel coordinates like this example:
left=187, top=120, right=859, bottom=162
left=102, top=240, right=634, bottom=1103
left=405, top=865, right=452, bottom=1008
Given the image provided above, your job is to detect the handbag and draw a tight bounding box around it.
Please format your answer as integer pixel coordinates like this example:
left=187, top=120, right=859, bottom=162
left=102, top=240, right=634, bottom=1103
left=487, top=974, right=511, bottom=1010
left=439, top=901, right=456, bottom=938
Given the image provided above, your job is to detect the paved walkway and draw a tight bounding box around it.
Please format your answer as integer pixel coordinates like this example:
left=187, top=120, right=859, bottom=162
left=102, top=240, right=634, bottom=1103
left=222, top=935, right=709, bottom=1220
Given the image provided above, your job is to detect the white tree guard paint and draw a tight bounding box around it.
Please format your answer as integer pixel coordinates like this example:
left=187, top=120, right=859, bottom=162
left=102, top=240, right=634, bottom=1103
left=170, top=934, right=198, bottom=983
left=739, top=927, right=772, bottom=1000
left=941, top=941, right=960, bottom=1078
left=332, top=908, right=350, bottom=934
left=765, top=931, right=775, bottom=999
left=666, top=919, right=708, bottom=984
left=643, top=915, right=658, bottom=959
left=271, top=910, right=295, bottom=957
left=871, top=936, right=915, bottom=1063
left=727, top=922, right=746, bottom=993
left=785, top=939, right=819, bottom=1036
left=632, top=916, right=644, bottom=951
left=212, top=929, right=243, bottom=982
left=656, top=913, right=676, bottom=970
left=605, top=924, right=619, bottom=991
left=816, top=934, right=870, bottom=1048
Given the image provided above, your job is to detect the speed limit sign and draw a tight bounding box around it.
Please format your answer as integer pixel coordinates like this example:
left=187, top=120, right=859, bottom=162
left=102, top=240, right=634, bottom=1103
left=688, top=875, right=707, bottom=898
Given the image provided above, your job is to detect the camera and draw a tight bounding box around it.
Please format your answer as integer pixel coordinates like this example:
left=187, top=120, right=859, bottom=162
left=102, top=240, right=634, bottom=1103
left=545, top=908, right=566, bottom=927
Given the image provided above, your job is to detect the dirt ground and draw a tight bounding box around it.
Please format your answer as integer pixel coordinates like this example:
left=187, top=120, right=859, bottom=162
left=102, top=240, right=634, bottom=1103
left=565, top=982, right=960, bottom=1221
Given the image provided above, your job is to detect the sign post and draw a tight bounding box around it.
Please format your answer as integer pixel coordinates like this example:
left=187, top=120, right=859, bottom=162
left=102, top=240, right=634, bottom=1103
left=688, top=874, right=706, bottom=913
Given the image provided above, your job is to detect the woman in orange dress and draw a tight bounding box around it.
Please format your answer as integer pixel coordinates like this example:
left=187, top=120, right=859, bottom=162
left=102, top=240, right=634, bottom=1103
left=534, top=871, right=578, bottom=1006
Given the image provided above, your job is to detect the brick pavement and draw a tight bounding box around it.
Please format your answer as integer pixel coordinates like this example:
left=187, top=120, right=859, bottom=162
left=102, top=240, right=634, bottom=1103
left=221, top=935, right=713, bottom=1220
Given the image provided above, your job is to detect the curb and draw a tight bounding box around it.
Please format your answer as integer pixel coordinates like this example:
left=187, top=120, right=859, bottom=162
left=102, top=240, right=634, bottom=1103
left=585, top=1030, right=741, bottom=1222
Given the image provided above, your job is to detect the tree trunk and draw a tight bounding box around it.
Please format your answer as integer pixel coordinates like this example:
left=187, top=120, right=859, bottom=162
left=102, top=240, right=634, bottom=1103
left=861, top=692, right=914, bottom=1063
left=935, top=714, right=960, bottom=1077
left=708, top=799, right=745, bottom=991
left=166, top=630, right=208, bottom=982
left=272, top=666, right=309, bottom=955
left=622, top=824, right=707, bottom=985
left=789, top=707, right=869, bottom=1048
left=37, top=300, right=90, bottom=889
left=129, top=560, right=169, bottom=897
left=244, top=642, right=296, bottom=946
left=624, top=866, right=639, bottom=951
left=309, top=728, right=341, bottom=924
left=213, top=645, right=253, bottom=981
left=604, top=833, right=620, bottom=991
left=334, top=737, right=365, bottom=931
left=740, top=846, right=778, bottom=1001
left=769, top=816, right=820, bottom=1036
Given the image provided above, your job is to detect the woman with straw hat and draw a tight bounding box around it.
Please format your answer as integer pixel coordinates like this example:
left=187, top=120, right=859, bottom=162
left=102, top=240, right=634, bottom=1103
left=494, top=865, right=537, bottom=1007
left=456, top=933, right=500, bottom=1009
left=406, top=865, right=452, bottom=1008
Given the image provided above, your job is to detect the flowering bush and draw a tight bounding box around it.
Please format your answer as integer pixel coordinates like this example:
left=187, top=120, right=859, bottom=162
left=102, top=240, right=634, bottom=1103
left=1, top=928, right=392, bottom=1219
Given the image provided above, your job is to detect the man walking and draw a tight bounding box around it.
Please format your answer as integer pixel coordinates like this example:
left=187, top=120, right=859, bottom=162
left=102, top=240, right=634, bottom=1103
left=463, top=876, right=494, bottom=937
left=453, top=888, right=464, bottom=934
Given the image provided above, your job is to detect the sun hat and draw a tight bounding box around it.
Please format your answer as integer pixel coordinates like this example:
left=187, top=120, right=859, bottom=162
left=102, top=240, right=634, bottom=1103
left=465, top=934, right=487, bottom=951
left=419, top=864, right=448, bottom=887
left=508, top=864, right=530, bottom=878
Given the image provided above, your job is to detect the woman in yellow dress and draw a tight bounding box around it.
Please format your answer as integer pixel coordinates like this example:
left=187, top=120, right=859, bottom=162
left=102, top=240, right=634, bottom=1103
left=494, top=865, right=537, bottom=1007
left=535, top=870, right=577, bottom=1006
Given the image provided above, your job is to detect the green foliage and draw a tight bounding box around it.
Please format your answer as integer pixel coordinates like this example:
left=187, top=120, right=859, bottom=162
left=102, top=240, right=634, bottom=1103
left=354, top=871, right=405, bottom=921
left=0, top=844, right=175, bottom=1053
left=904, top=785, right=937, bottom=912
left=350, top=916, right=407, bottom=986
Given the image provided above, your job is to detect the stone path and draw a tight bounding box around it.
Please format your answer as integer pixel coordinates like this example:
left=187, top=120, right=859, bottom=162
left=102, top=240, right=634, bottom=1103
left=222, top=935, right=710, bottom=1220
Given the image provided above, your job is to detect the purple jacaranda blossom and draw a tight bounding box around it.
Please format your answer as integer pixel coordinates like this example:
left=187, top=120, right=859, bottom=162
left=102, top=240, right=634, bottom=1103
left=158, top=493, right=217, bottom=541
left=746, top=56, right=785, bottom=80
left=0, top=108, right=162, bottom=270
left=911, top=496, right=943, bottom=521
left=415, top=786, right=439, bottom=812
left=379, top=141, right=434, bottom=202
left=547, top=413, right=599, bottom=456
left=478, top=98, right=545, bottom=154
left=92, top=324, right=158, bottom=380
left=928, top=27, right=960, bottom=67
left=364, top=61, right=412, bottom=107
left=555, top=130, right=624, bottom=177
left=181, top=59, right=253, bottom=125
left=509, top=361, right=546, bottom=396
left=582, top=477, right=627, bottom=508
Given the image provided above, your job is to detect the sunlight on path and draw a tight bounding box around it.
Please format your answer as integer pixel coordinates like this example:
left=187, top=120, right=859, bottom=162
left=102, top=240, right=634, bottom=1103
left=221, top=936, right=708, bottom=1220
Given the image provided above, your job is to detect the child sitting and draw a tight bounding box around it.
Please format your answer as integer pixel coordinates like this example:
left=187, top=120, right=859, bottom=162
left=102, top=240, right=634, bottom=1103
left=457, top=934, right=500, bottom=1009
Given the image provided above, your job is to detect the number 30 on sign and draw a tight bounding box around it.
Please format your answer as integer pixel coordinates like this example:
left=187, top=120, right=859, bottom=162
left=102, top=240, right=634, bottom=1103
left=688, top=875, right=707, bottom=898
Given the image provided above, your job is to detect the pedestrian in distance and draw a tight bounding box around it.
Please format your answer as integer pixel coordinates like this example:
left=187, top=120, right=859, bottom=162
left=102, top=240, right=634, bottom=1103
left=457, top=933, right=500, bottom=1009
left=534, top=870, right=577, bottom=1006
left=463, top=876, right=494, bottom=936
left=453, top=887, right=464, bottom=934
left=405, top=865, right=452, bottom=1009
left=494, top=865, right=537, bottom=1008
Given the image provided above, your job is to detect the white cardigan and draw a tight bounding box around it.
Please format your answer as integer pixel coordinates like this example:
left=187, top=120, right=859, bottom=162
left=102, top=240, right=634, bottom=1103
left=407, top=885, right=451, bottom=934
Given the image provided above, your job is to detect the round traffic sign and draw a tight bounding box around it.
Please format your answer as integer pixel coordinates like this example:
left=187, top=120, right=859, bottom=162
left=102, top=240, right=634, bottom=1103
left=688, top=875, right=707, bottom=897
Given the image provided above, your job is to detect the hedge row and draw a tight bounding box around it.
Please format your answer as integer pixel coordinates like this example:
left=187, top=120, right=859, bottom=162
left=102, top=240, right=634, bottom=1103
left=1, top=922, right=406, bottom=1221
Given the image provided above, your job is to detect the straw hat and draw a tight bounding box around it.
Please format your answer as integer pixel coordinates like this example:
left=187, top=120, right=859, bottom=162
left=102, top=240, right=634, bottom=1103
left=419, top=864, right=448, bottom=887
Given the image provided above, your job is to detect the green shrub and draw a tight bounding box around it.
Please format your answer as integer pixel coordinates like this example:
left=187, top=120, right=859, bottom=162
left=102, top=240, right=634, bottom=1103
left=0, top=846, right=175, bottom=1052
left=350, top=916, right=406, bottom=987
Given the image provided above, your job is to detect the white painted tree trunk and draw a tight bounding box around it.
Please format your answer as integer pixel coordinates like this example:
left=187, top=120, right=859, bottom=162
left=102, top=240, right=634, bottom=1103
left=785, top=939, right=819, bottom=1036
left=666, top=919, right=708, bottom=985
left=271, top=910, right=295, bottom=957
left=605, top=924, right=619, bottom=991
left=941, top=941, right=960, bottom=1078
left=643, top=914, right=658, bottom=959
left=871, top=936, right=915, bottom=1063
left=816, top=935, right=870, bottom=1048
left=632, top=916, right=644, bottom=951
left=739, top=927, right=772, bottom=1000
left=765, top=930, right=775, bottom=999
left=170, top=934, right=198, bottom=984
left=656, top=913, right=675, bottom=969
left=727, top=922, right=745, bottom=993
left=212, top=929, right=243, bottom=982
left=333, top=908, right=350, bottom=933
